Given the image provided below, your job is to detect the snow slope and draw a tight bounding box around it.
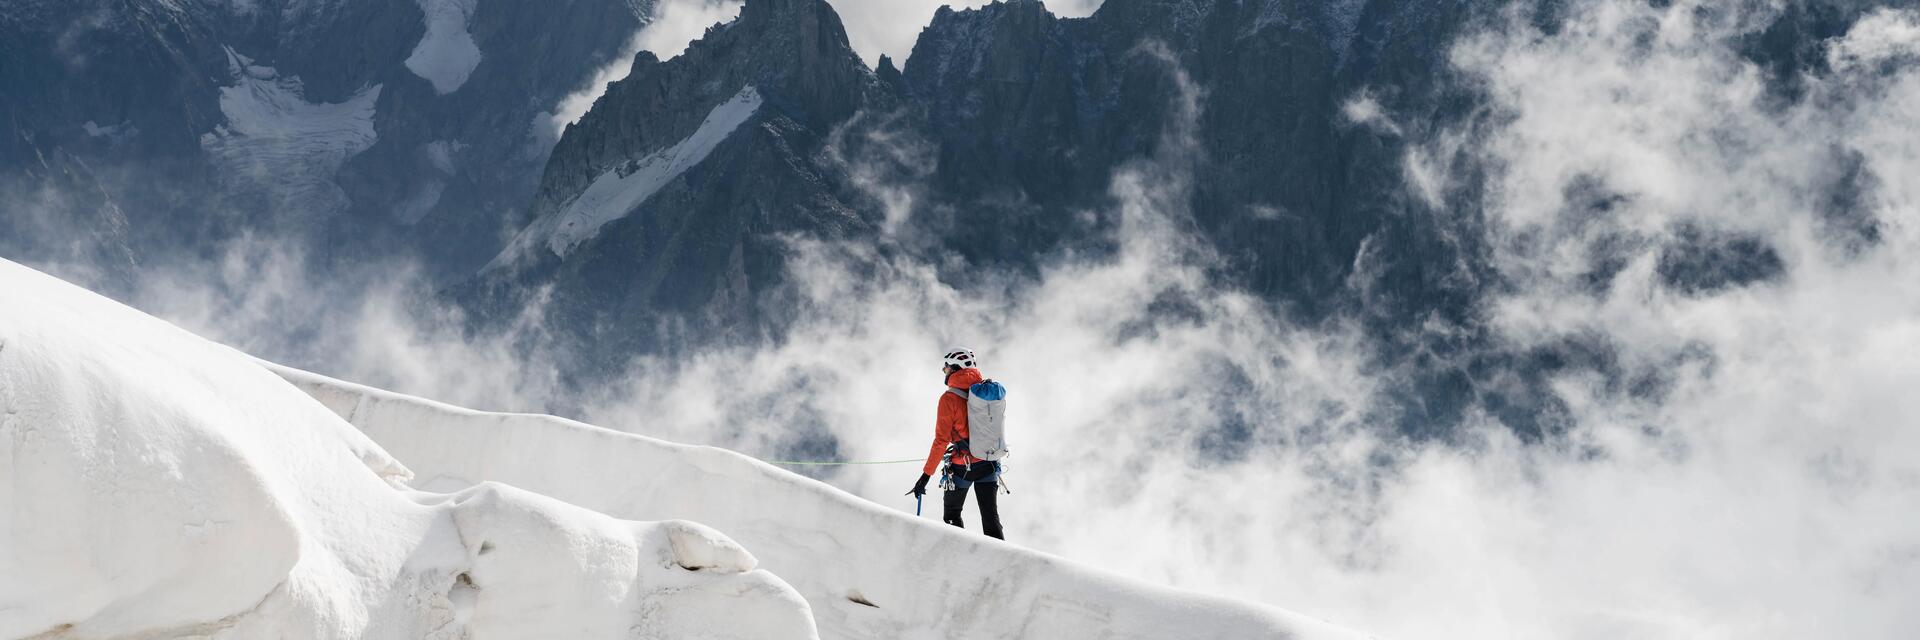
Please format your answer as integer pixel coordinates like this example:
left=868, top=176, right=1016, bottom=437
left=268, top=370, right=1373, bottom=640
left=492, top=85, right=765, bottom=267
left=0, top=258, right=815, bottom=639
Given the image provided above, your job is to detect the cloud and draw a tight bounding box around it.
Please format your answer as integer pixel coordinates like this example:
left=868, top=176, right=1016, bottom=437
left=1828, top=7, right=1920, bottom=71
left=1359, top=1, right=1920, bottom=636
left=1340, top=88, right=1401, bottom=136
left=100, top=238, right=566, bottom=415
left=537, top=0, right=747, bottom=149
left=638, top=0, right=746, bottom=59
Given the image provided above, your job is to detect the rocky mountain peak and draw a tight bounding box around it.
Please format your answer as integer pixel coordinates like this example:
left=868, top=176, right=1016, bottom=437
left=465, top=0, right=884, bottom=364
left=541, top=0, right=871, bottom=195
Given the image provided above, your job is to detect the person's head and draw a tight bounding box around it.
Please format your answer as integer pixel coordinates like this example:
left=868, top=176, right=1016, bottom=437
left=942, top=348, right=977, bottom=375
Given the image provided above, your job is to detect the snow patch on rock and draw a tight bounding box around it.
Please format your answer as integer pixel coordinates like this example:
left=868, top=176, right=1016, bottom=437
left=270, top=361, right=1376, bottom=640
left=406, top=0, right=483, bottom=95
left=494, top=85, right=763, bottom=267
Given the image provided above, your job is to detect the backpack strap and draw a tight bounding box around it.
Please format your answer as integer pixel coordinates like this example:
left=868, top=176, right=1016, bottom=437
left=946, top=386, right=970, bottom=398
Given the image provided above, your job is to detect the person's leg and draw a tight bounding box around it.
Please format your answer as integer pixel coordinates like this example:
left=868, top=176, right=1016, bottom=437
left=942, top=486, right=967, bottom=528
left=976, top=481, right=1003, bottom=540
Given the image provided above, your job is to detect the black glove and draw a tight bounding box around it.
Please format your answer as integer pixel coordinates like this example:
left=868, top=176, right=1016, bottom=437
left=907, top=473, right=930, bottom=497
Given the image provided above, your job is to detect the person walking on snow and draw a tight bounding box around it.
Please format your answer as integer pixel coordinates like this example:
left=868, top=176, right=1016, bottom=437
left=907, top=348, right=1004, bottom=539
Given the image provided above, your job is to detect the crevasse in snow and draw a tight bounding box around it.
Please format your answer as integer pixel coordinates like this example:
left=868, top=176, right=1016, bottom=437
left=406, top=0, right=483, bottom=95
left=493, top=85, right=764, bottom=268
left=0, top=258, right=816, bottom=639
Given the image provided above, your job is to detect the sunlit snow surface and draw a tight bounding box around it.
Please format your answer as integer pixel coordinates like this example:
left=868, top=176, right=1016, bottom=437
left=493, top=85, right=765, bottom=268
left=0, top=258, right=815, bottom=639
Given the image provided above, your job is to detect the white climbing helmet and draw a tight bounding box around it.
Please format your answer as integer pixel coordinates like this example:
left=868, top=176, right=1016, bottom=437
left=942, top=347, right=978, bottom=369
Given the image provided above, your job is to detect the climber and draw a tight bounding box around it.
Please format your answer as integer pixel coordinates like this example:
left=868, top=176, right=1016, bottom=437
left=906, top=347, right=1004, bottom=540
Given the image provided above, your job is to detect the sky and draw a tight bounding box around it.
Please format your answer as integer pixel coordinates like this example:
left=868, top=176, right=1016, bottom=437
left=9, top=0, right=1920, bottom=638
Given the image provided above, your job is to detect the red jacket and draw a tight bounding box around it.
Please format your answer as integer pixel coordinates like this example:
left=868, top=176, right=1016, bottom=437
left=923, top=367, right=984, bottom=476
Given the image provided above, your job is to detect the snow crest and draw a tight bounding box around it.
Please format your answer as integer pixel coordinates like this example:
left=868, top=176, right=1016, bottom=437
left=0, top=258, right=817, bottom=639
left=270, top=364, right=1375, bottom=640
left=200, top=48, right=381, bottom=219
left=406, top=0, right=483, bottom=94
left=494, top=85, right=763, bottom=268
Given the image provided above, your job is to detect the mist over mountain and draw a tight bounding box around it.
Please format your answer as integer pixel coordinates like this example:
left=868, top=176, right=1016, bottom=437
left=6, top=0, right=1890, bottom=438
left=445, top=0, right=1897, bottom=437
left=450, top=0, right=1489, bottom=411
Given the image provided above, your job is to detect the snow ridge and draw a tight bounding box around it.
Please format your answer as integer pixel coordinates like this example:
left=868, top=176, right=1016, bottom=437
left=269, top=364, right=1375, bottom=640
left=493, top=84, right=764, bottom=267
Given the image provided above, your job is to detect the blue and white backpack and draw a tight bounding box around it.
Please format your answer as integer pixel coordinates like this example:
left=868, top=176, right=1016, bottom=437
left=966, top=379, right=1009, bottom=460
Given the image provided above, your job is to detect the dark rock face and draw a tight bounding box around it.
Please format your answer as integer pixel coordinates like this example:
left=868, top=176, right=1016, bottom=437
left=875, top=0, right=1501, bottom=320
left=0, top=0, right=647, bottom=282
left=1656, top=227, right=1786, bottom=296
left=455, top=0, right=887, bottom=371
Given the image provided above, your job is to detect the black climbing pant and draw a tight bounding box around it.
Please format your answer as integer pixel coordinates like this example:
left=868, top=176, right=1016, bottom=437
left=942, top=461, right=1004, bottom=540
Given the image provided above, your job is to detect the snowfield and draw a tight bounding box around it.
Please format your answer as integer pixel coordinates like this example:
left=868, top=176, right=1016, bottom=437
left=0, top=257, right=1367, bottom=639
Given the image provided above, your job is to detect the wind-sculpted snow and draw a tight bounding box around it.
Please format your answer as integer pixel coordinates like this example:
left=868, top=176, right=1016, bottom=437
left=270, top=364, right=1374, bottom=640
left=0, top=258, right=816, bottom=639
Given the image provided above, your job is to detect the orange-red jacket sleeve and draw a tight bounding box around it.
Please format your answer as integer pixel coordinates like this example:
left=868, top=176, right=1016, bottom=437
left=923, top=392, right=962, bottom=476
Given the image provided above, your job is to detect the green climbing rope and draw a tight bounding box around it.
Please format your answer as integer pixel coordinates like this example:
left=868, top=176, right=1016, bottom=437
left=759, top=457, right=922, bottom=466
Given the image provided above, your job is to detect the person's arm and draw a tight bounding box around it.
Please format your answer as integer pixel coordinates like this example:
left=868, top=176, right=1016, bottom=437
left=923, top=396, right=953, bottom=476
